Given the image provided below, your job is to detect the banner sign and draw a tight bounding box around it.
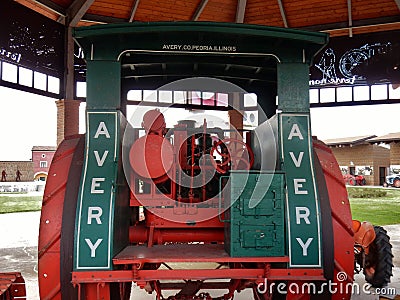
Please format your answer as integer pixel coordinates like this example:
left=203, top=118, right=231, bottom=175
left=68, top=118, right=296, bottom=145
left=74, top=44, right=86, bottom=82
left=310, top=30, right=400, bottom=87
left=280, top=113, right=322, bottom=267
left=0, top=0, right=64, bottom=77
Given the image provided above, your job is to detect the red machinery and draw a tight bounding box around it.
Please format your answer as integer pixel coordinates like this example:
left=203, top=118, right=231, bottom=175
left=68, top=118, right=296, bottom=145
left=0, top=273, right=26, bottom=300
left=343, top=174, right=367, bottom=186
left=37, top=109, right=393, bottom=300
left=34, top=22, right=393, bottom=300
left=128, top=109, right=254, bottom=245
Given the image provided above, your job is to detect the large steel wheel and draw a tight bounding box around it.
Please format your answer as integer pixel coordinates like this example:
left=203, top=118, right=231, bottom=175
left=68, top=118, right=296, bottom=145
left=38, top=135, right=131, bottom=300
left=313, top=139, right=354, bottom=300
left=250, top=139, right=354, bottom=300
left=38, top=135, right=84, bottom=300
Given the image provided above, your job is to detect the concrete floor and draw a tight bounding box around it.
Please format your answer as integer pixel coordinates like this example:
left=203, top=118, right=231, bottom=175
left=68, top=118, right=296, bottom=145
left=0, top=211, right=399, bottom=300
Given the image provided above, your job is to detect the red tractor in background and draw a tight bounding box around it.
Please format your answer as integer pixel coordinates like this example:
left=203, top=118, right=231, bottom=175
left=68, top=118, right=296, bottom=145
left=343, top=174, right=367, bottom=186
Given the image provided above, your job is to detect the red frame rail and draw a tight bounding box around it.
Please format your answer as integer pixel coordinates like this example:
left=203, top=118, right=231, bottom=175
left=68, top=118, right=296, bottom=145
left=72, top=244, right=325, bottom=284
left=0, top=272, right=26, bottom=300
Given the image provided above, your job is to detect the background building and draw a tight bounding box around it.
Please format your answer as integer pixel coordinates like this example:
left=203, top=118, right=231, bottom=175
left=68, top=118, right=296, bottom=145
left=0, top=146, right=56, bottom=182
left=324, top=135, right=390, bottom=186
left=368, top=133, right=400, bottom=178
left=31, top=146, right=57, bottom=181
left=0, top=161, right=33, bottom=182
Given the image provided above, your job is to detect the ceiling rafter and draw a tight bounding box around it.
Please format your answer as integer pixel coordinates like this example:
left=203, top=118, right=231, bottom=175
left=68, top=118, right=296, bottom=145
left=347, top=0, right=353, bottom=37
left=24, top=0, right=65, bottom=23
left=82, top=13, right=125, bottom=24
left=277, top=0, right=288, bottom=28
left=395, top=0, right=400, bottom=11
left=301, top=16, right=400, bottom=32
left=129, top=0, right=141, bottom=22
left=66, top=0, right=96, bottom=27
left=192, top=0, right=209, bottom=21
left=31, top=0, right=65, bottom=15
left=235, top=0, right=247, bottom=23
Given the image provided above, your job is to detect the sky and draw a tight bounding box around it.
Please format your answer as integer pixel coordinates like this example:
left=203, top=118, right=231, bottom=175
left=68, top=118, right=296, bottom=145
left=1, top=85, right=400, bottom=161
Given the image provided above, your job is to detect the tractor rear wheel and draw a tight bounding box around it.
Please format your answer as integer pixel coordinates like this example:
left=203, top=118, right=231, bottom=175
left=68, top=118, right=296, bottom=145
left=38, top=135, right=131, bottom=300
left=348, top=177, right=356, bottom=186
left=393, top=179, right=400, bottom=188
left=251, top=139, right=354, bottom=300
left=313, top=139, right=354, bottom=300
left=38, top=135, right=84, bottom=300
left=364, top=226, right=393, bottom=287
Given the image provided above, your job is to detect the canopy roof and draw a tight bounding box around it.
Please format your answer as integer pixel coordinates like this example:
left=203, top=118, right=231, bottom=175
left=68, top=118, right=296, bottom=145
left=16, top=0, right=400, bottom=37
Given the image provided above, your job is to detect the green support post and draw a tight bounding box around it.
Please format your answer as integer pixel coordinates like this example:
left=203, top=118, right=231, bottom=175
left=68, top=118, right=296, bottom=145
left=86, top=60, right=121, bottom=110
left=73, top=59, right=129, bottom=271
left=277, top=62, right=310, bottom=113
left=277, top=61, right=323, bottom=268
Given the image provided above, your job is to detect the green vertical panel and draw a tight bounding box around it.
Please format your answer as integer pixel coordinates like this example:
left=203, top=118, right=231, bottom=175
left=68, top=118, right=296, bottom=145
left=277, top=63, right=310, bottom=113
left=74, top=111, right=118, bottom=270
left=86, top=60, right=121, bottom=109
left=280, top=113, right=322, bottom=267
left=111, top=114, right=130, bottom=257
left=225, top=172, right=285, bottom=257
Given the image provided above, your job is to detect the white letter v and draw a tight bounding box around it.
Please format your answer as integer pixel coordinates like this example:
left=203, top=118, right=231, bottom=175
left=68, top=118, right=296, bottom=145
left=94, top=150, right=109, bottom=167
left=289, top=151, right=304, bottom=168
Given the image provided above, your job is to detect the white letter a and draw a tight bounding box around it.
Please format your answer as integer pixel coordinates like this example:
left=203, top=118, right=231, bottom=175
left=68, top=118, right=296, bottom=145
left=94, top=122, right=110, bottom=139
left=288, top=124, right=304, bottom=140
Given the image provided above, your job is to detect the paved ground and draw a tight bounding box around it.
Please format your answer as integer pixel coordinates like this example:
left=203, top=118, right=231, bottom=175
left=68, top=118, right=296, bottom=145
left=0, top=211, right=398, bottom=299
left=0, top=211, right=40, bottom=299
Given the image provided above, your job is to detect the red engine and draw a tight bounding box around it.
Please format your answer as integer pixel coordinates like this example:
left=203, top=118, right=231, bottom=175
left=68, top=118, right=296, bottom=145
left=128, top=109, right=254, bottom=245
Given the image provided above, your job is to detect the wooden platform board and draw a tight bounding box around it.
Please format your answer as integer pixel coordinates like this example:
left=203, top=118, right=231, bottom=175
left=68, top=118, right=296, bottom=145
left=113, top=243, right=288, bottom=265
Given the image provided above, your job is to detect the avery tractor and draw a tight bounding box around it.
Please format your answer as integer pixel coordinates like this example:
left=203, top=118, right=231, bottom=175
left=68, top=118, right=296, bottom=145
left=33, top=22, right=394, bottom=300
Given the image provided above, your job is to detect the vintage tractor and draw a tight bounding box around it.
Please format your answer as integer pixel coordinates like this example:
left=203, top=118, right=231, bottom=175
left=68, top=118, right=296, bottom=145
left=35, top=22, right=393, bottom=300
left=343, top=174, right=367, bottom=186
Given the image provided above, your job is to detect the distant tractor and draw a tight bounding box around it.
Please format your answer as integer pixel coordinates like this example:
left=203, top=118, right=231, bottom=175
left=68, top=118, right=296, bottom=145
left=343, top=174, right=367, bottom=186
left=25, top=22, right=394, bottom=300
left=384, top=174, right=400, bottom=187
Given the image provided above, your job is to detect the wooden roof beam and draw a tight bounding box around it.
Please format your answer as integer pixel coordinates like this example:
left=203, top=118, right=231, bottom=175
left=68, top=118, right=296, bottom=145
left=67, top=0, right=96, bottom=27
left=277, top=0, right=288, bottom=28
left=129, top=0, right=141, bottom=22
left=235, top=0, right=247, bottom=23
left=192, top=0, right=209, bottom=21
left=28, top=0, right=66, bottom=24
left=82, top=13, right=125, bottom=24
left=31, top=0, right=65, bottom=15
left=395, top=0, right=400, bottom=11
left=347, top=0, right=353, bottom=37
left=300, top=16, right=400, bottom=32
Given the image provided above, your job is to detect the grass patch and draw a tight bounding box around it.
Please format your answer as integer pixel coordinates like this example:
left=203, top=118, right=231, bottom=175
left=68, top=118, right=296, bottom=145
left=0, top=195, right=42, bottom=214
left=1, top=187, right=399, bottom=226
left=347, top=188, right=387, bottom=198
left=348, top=187, right=400, bottom=226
